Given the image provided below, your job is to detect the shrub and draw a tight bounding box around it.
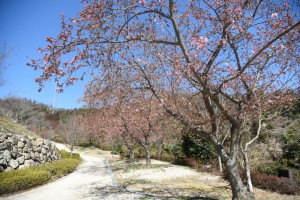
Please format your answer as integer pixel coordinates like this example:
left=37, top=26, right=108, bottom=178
left=291, top=169, right=300, bottom=190
left=266, top=121, right=275, bottom=129
left=60, top=150, right=80, bottom=159
left=38, top=158, right=81, bottom=177
left=0, top=168, right=51, bottom=195
left=183, top=158, right=202, bottom=169
left=0, top=150, right=81, bottom=195
left=77, top=140, right=93, bottom=147
left=52, top=135, right=63, bottom=143
left=280, top=124, right=300, bottom=167
left=256, top=163, right=284, bottom=176
left=159, top=154, right=174, bottom=162
left=182, top=131, right=215, bottom=164
left=251, top=172, right=298, bottom=195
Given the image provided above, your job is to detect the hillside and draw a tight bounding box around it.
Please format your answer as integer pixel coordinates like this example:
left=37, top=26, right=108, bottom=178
left=0, top=97, right=88, bottom=139
left=0, top=115, right=38, bottom=138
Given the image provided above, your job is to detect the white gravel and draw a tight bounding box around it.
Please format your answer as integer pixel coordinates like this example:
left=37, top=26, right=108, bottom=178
left=119, top=166, right=201, bottom=181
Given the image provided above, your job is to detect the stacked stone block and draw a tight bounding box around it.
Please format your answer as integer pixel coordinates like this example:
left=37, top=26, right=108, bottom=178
left=0, top=133, right=60, bottom=172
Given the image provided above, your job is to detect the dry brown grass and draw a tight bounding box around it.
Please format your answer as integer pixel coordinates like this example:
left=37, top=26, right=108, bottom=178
left=109, top=158, right=300, bottom=200
left=0, top=116, right=38, bottom=137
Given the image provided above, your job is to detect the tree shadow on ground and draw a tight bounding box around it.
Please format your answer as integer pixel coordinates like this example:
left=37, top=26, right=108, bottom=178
left=148, top=187, right=219, bottom=200
left=93, top=185, right=219, bottom=200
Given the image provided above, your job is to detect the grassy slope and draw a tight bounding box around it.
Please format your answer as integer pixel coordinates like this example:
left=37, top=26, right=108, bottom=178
left=0, top=115, right=38, bottom=138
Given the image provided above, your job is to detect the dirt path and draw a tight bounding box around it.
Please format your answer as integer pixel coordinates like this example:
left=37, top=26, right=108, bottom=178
left=1, top=147, right=141, bottom=200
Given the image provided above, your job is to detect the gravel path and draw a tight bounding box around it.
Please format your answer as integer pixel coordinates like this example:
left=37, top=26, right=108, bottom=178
left=1, top=149, right=141, bottom=200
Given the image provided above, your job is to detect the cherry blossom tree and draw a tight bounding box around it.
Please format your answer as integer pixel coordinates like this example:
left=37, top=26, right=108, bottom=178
left=81, top=107, right=122, bottom=151
left=152, top=116, right=181, bottom=160
left=114, top=96, right=164, bottom=165
left=29, top=0, right=300, bottom=199
left=81, top=109, right=107, bottom=146
left=120, top=127, right=137, bottom=159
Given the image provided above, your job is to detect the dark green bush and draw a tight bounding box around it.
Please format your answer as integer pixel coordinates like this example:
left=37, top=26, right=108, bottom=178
left=182, top=131, right=215, bottom=164
left=0, top=150, right=81, bottom=195
left=257, top=163, right=284, bottom=176
left=280, top=124, right=300, bottom=167
left=0, top=168, right=51, bottom=195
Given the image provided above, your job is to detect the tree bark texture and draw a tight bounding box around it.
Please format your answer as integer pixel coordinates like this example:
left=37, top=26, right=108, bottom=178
left=225, top=158, right=255, bottom=200
left=144, top=145, right=151, bottom=165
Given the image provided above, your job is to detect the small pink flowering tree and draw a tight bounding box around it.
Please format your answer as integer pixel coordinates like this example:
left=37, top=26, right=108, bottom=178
left=152, top=116, right=181, bottom=160
left=115, top=96, right=165, bottom=165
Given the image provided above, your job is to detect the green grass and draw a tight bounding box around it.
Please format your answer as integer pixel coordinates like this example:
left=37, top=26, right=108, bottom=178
left=0, top=115, right=37, bottom=137
left=0, top=150, right=81, bottom=195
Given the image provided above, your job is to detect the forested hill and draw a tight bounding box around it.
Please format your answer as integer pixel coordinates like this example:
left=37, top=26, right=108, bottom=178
left=0, top=97, right=85, bottom=139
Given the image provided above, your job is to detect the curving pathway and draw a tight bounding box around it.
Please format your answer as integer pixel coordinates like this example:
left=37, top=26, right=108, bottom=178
left=1, top=146, right=141, bottom=200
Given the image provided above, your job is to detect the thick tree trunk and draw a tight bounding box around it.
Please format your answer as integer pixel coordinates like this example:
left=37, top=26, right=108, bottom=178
left=226, top=160, right=255, bottom=200
left=209, top=130, right=255, bottom=200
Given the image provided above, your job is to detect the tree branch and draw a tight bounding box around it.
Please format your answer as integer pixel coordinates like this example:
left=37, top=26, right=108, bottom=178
left=223, top=21, right=300, bottom=85
left=169, top=0, right=190, bottom=63
left=117, top=9, right=171, bottom=40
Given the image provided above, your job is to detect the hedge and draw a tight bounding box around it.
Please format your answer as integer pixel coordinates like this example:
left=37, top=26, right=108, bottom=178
left=0, top=150, right=81, bottom=195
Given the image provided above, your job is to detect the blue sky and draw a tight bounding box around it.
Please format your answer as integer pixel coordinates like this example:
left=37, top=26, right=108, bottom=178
left=0, top=0, right=87, bottom=109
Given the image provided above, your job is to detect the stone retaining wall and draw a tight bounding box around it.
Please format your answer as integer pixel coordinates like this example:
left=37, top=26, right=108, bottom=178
left=0, top=133, right=60, bottom=172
